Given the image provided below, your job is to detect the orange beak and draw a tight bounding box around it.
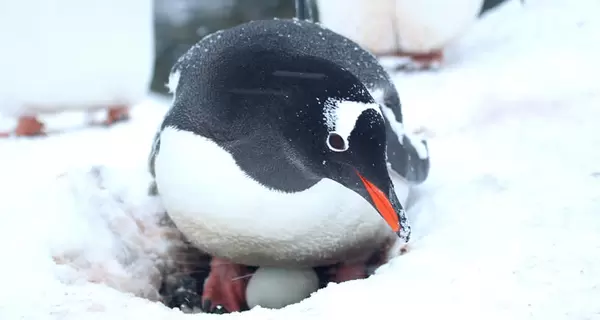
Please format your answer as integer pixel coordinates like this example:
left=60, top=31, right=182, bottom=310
left=356, top=172, right=400, bottom=233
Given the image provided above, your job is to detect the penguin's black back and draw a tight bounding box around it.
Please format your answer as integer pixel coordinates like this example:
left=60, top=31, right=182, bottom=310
left=172, top=19, right=402, bottom=123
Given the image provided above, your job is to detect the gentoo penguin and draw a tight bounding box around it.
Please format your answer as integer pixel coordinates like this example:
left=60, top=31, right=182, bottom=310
left=0, top=0, right=154, bottom=136
left=150, top=18, right=430, bottom=313
left=315, top=0, right=520, bottom=69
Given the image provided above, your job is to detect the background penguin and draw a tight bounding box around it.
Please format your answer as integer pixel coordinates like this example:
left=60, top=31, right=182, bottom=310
left=150, top=18, right=430, bottom=313
left=0, top=0, right=154, bottom=136
left=315, top=0, right=522, bottom=70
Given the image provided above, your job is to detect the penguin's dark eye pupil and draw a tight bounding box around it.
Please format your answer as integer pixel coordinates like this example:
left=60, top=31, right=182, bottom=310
left=327, top=132, right=346, bottom=152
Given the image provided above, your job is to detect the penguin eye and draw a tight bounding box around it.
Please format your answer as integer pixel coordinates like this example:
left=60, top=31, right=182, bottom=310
left=326, top=132, right=347, bottom=152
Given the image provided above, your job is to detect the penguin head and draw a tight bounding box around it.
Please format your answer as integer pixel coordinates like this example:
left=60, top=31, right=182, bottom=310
left=317, top=97, right=410, bottom=241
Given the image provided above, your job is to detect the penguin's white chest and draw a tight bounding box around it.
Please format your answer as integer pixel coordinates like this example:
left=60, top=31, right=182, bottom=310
left=154, top=127, right=407, bottom=267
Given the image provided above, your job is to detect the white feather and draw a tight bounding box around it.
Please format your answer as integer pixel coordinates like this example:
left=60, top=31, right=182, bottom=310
left=167, top=70, right=181, bottom=95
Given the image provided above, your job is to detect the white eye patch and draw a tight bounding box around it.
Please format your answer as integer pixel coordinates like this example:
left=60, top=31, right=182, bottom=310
left=323, top=99, right=383, bottom=152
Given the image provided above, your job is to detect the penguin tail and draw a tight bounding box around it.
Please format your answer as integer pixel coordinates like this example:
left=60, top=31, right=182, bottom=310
left=147, top=130, right=161, bottom=196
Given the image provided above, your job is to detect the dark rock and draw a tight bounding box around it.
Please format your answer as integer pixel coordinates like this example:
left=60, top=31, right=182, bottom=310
left=151, top=0, right=319, bottom=95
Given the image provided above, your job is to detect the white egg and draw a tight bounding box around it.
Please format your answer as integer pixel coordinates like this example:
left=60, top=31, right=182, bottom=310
left=246, top=267, right=320, bottom=309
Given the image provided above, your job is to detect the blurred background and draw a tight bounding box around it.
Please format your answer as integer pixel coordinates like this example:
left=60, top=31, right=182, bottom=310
left=153, top=0, right=319, bottom=95
left=0, top=0, right=523, bottom=136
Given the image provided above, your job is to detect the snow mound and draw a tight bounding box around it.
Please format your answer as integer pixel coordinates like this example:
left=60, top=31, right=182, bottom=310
left=48, top=166, right=173, bottom=301
left=0, top=165, right=187, bottom=315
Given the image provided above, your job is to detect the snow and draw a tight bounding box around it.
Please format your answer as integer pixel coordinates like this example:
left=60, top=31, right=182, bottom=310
left=1, top=0, right=600, bottom=319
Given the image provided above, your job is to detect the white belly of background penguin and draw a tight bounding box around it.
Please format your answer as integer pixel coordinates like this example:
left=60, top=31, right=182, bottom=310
left=150, top=18, right=430, bottom=314
left=316, top=0, right=520, bottom=69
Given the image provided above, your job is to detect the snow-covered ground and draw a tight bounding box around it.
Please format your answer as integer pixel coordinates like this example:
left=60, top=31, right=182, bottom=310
left=1, top=0, right=600, bottom=319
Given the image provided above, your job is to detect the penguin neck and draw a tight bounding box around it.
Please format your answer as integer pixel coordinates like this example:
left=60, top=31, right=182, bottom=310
left=220, top=94, right=330, bottom=193
left=225, top=130, right=324, bottom=193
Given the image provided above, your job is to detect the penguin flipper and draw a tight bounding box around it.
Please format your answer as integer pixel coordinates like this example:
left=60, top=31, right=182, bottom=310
left=147, top=130, right=161, bottom=196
